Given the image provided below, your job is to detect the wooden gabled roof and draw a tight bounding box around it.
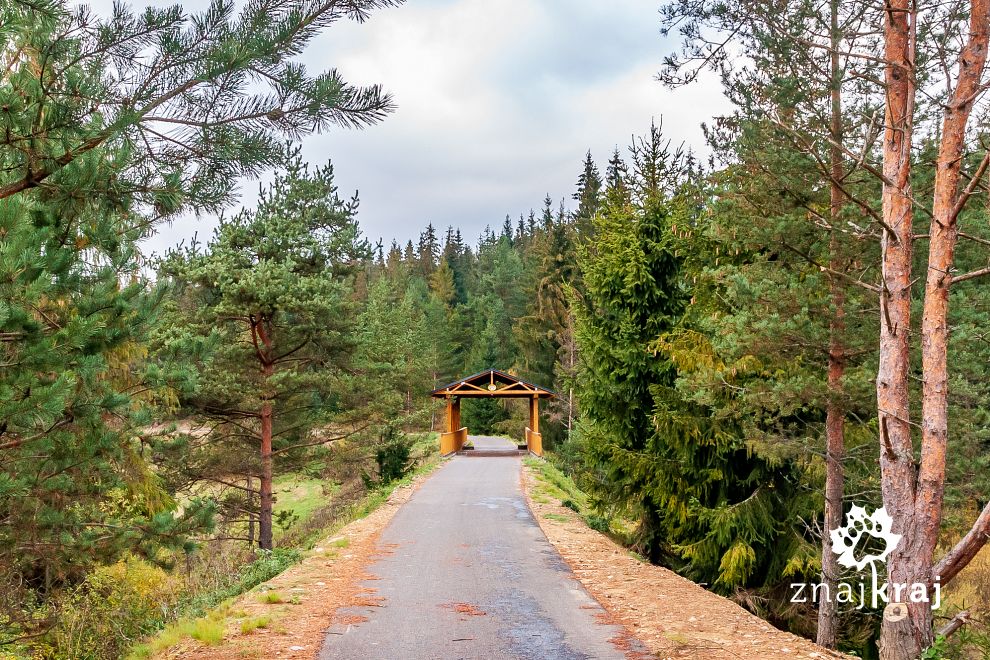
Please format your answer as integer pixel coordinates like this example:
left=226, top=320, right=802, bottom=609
left=430, top=368, right=556, bottom=399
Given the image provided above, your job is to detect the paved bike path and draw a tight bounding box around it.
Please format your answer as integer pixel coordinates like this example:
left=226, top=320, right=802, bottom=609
left=319, top=436, right=631, bottom=659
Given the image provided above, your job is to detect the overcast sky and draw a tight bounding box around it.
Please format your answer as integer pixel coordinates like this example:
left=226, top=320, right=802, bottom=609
left=85, top=0, right=730, bottom=254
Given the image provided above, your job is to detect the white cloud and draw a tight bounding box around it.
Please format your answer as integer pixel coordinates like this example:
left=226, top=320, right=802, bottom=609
left=80, top=0, right=732, bottom=252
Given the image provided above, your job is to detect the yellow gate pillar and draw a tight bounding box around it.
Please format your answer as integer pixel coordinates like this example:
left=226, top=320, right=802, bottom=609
left=527, top=395, right=543, bottom=456
left=441, top=396, right=464, bottom=455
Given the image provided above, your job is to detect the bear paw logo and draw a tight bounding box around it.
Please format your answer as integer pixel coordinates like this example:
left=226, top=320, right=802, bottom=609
left=829, top=505, right=901, bottom=572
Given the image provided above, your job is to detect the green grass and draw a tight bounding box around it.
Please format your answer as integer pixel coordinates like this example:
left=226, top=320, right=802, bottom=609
left=525, top=456, right=617, bottom=536
left=543, top=513, right=570, bottom=522
left=127, top=607, right=229, bottom=658
left=524, top=456, right=590, bottom=511
left=273, top=475, right=335, bottom=533
left=257, top=591, right=284, bottom=604
left=239, top=615, right=270, bottom=634
left=189, top=618, right=225, bottom=645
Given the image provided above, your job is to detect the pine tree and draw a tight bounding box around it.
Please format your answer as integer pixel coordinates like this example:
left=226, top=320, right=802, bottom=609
left=1, top=0, right=397, bottom=615
left=386, top=240, right=403, bottom=273
left=515, top=213, right=580, bottom=447
left=500, top=215, right=514, bottom=244
left=604, top=148, right=631, bottom=208
left=461, top=295, right=513, bottom=433
left=541, top=195, right=555, bottom=230
left=441, top=227, right=470, bottom=305
left=158, top=150, right=369, bottom=549
left=354, top=277, right=432, bottom=439
left=0, top=0, right=397, bottom=212
left=573, top=140, right=685, bottom=555
left=479, top=225, right=496, bottom=248
left=429, top=259, right=458, bottom=307
left=658, top=3, right=990, bottom=652
left=0, top=187, right=212, bottom=594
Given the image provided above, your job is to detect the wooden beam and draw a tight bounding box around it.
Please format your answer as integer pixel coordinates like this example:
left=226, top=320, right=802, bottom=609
left=499, top=382, right=534, bottom=392
left=530, top=396, right=539, bottom=435
left=438, top=391, right=551, bottom=398
left=452, top=381, right=489, bottom=393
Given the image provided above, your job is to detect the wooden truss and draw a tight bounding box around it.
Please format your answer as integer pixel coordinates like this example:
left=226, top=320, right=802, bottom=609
left=430, top=368, right=556, bottom=399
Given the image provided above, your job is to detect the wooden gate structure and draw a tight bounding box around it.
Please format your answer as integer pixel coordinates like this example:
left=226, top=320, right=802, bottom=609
left=430, top=369, right=556, bottom=457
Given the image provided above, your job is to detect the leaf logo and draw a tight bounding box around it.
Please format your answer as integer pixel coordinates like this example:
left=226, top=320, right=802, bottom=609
left=829, top=505, right=902, bottom=572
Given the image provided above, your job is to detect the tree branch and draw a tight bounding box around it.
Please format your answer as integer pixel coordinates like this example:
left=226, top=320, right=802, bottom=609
left=0, top=416, right=74, bottom=451
left=934, top=500, right=990, bottom=585
left=951, top=266, right=990, bottom=284
left=937, top=610, right=971, bottom=639
left=780, top=242, right=881, bottom=293
left=270, top=426, right=367, bottom=455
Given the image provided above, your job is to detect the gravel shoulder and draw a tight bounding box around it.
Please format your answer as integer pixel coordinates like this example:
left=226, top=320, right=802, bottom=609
left=520, top=461, right=851, bottom=660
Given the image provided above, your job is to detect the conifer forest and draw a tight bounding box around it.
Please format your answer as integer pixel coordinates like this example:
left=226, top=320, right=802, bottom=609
left=6, top=1, right=990, bottom=659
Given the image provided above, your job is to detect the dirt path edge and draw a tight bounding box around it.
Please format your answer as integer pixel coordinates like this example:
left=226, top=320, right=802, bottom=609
left=520, top=461, right=851, bottom=660
left=155, top=462, right=447, bottom=660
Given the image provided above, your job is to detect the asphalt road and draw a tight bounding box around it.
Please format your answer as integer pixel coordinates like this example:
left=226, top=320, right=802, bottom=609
left=319, top=436, right=632, bottom=660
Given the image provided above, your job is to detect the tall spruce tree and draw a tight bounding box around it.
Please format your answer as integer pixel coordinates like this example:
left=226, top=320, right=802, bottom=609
left=573, top=141, right=686, bottom=561
left=354, top=276, right=432, bottom=437
left=417, top=224, right=440, bottom=276
left=572, top=150, right=602, bottom=232
left=574, top=125, right=814, bottom=597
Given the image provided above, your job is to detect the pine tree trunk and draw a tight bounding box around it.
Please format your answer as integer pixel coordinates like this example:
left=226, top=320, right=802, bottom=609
left=819, top=269, right=845, bottom=647
left=259, top=398, right=274, bottom=550
left=817, top=4, right=845, bottom=647
left=920, top=0, right=990, bottom=550
left=247, top=475, right=255, bottom=546
left=914, top=0, right=988, bottom=652
left=252, top=314, right=276, bottom=552
left=878, top=4, right=990, bottom=657
left=878, top=2, right=921, bottom=657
